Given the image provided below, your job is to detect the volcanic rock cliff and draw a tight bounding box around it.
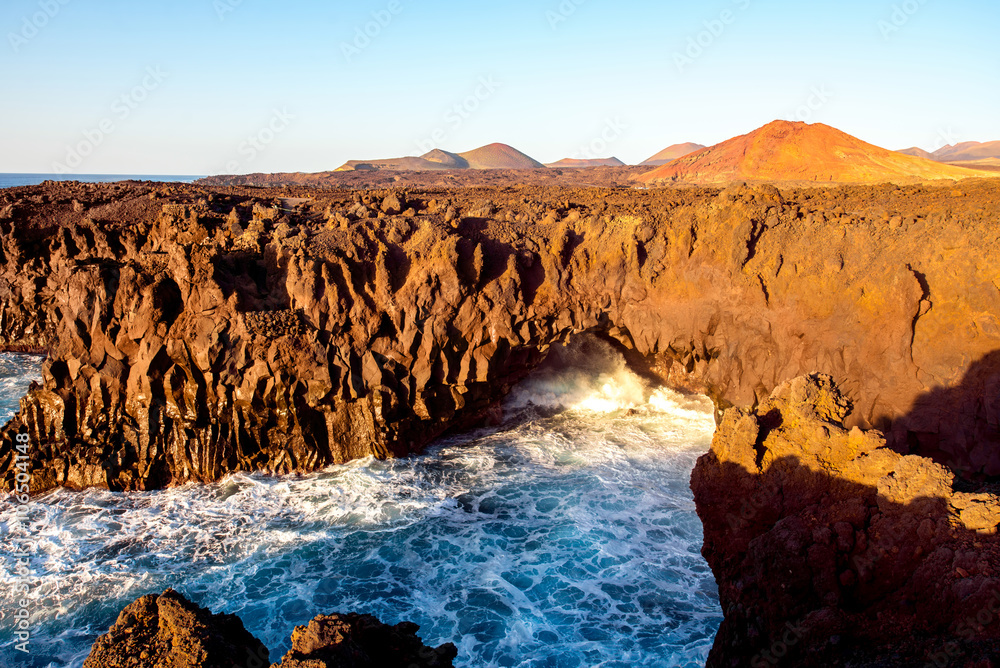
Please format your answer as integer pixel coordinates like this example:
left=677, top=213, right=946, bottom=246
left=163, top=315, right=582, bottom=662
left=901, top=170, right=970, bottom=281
left=3, top=178, right=1000, bottom=666
left=694, top=374, right=1000, bottom=666
left=2, top=179, right=1000, bottom=494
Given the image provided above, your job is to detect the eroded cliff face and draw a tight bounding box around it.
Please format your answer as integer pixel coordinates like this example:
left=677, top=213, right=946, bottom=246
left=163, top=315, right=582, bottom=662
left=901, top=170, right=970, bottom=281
left=693, top=375, right=1000, bottom=667
left=1, top=179, right=999, bottom=492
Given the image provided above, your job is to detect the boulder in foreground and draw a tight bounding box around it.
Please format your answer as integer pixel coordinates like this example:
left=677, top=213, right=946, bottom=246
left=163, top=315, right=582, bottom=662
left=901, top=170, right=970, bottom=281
left=83, top=589, right=456, bottom=668
left=273, top=614, right=457, bottom=667
left=83, top=588, right=270, bottom=668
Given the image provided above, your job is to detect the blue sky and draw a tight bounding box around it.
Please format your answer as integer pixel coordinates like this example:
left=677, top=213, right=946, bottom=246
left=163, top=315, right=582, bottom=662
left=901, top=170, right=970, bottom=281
left=1, top=0, right=997, bottom=174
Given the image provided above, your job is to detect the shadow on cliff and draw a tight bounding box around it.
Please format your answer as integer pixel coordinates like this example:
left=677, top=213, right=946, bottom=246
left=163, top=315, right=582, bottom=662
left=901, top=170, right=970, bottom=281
left=212, top=250, right=290, bottom=311
left=880, top=349, right=1000, bottom=482
left=696, top=450, right=1000, bottom=668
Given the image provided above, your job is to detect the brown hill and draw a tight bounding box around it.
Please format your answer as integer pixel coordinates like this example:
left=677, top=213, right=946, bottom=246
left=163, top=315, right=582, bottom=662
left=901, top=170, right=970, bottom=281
left=421, top=149, right=469, bottom=169
left=335, top=156, right=451, bottom=172
left=457, top=143, right=544, bottom=169
left=933, top=140, right=1000, bottom=162
left=896, top=146, right=935, bottom=160
left=335, top=143, right=543, bottom=172
left=897, top=142, right=1000, bottom=164
left=636, top=121, right=990, bottom=185
left=545, top=157, right=626, bottom=168
left=640, top=142, right=706, bottom=166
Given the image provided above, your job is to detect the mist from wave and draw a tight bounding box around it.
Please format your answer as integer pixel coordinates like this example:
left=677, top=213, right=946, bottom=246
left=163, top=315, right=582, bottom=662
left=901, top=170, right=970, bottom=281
left=0, top=339, right=722, bottom=667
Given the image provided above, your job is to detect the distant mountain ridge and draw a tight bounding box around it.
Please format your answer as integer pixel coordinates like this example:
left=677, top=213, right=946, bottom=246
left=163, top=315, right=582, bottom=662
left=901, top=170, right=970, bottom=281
left=640, top=143, right=706, bottom=166
left=636, top=120, right=989, bottom=185
left=336, top=143, right=544, bottom=172
left=545, top=157, right=625, bottom=168
left=898, top=141, right=1000, bottom=163
left=897, top=147, right=936, bottom=161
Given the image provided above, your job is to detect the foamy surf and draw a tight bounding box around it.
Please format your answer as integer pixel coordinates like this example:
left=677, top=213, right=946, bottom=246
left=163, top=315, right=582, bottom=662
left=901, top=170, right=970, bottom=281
left=0, top=354, right=42, bottom=424
left=0, top=342, right=722, bottom=668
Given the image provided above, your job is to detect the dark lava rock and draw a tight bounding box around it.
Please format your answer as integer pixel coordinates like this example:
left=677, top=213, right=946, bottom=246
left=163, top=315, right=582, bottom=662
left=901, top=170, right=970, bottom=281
left=693, top=374, right=1000, bottom=667
left=83, top=590, right=455, bottom=668
left=82, top=589, right=270, bottom=668
left=273, top=613, right=457, bottom=668
left=2, top=179, right=999, bottom=495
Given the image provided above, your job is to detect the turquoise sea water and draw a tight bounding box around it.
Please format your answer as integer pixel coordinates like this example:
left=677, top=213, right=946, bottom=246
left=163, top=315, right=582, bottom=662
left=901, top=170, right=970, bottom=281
left=0, top=344, right=722, bottom=667
left=0, top=174, right=204, bottom=189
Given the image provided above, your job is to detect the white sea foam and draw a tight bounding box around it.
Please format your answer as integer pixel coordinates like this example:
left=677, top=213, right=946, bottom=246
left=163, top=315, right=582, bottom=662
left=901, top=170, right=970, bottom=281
left=0, top=343, right=722, bottom=668
left=0, top=353, right=43, bottom=424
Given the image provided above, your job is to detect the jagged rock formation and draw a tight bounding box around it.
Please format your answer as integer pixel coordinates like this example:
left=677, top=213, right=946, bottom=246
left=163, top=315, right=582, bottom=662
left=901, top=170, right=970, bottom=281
left=83, top=589, right=270, bottom=668
left=1, top=179, right=1000, bottom=494
left=83, top=589, right=455, bottom=668
left=693, top=375, right=1000, bottom=666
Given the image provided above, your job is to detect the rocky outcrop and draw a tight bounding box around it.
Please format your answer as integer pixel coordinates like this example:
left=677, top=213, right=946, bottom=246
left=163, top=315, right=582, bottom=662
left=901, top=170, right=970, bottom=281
left=83, top=589, right=455, bottom=668
left=83, top=589, right=270, bottom=668
left=273, top=614, right=457, bottom=668
left=693, top=374, right=1000, bottom=666
left=1, top=179, right=1000, bottom=493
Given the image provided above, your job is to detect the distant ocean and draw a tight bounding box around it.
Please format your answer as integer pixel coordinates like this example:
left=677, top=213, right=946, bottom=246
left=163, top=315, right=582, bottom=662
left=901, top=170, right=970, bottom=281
left=0, top=173, right=205, bottom=189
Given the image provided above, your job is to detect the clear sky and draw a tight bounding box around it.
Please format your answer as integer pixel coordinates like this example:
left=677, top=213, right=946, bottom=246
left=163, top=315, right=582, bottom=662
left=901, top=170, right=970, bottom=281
left=1, top=0, right=997, bottom=175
